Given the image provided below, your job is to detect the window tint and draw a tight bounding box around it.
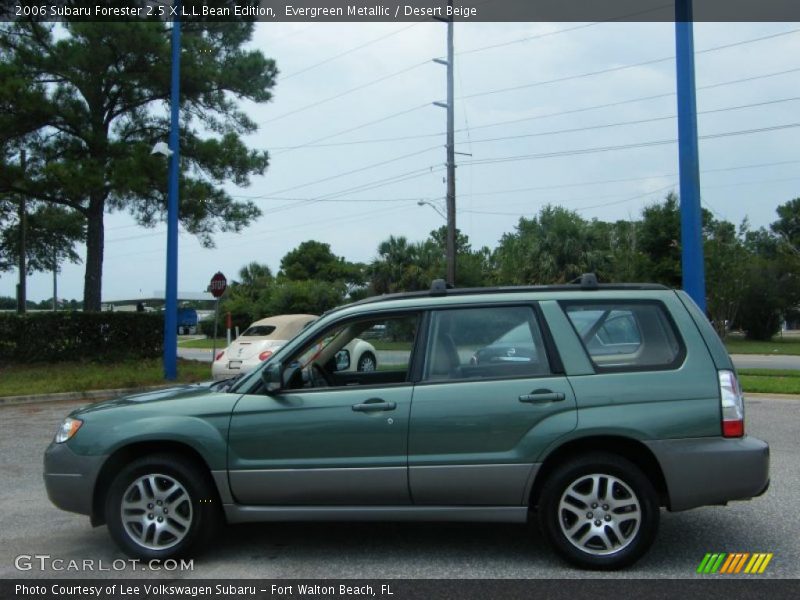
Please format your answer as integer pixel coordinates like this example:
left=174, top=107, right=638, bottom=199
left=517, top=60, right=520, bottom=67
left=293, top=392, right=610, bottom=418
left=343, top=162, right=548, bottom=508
left=563, top=302, right=683, bottom=371
left=423, top=306, right=551, bottom=381
left=284, top=314, right=418, bottom=390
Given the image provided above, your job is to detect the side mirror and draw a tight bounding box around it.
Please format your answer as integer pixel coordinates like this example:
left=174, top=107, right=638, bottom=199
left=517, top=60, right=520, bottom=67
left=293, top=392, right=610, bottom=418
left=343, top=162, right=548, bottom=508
left=334, top=349, right=350, bottom=371
left=261, top=362, right=283, bottom=394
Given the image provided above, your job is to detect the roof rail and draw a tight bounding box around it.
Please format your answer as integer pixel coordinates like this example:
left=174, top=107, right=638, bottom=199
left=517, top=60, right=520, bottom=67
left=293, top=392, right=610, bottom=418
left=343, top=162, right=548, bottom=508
left=430, top=279, right=451, bottom=296
left=330, top=278, right=670, bottom=315
left=577, top=273, right=599, bottom=290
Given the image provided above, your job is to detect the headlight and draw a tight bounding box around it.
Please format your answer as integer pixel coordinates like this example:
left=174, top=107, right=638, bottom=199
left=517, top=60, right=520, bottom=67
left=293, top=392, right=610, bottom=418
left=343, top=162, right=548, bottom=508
left=54, top=417, right=83, bottom=443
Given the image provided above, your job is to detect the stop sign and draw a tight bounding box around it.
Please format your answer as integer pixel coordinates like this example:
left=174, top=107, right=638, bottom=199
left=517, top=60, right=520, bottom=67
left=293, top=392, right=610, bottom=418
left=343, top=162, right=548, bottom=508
left=209, top=272, right=227, bottom=298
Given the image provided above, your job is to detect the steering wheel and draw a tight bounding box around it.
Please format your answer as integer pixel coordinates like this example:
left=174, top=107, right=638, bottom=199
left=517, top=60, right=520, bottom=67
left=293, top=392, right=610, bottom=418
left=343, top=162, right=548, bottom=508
left=309, top=363, right=333, bottom=388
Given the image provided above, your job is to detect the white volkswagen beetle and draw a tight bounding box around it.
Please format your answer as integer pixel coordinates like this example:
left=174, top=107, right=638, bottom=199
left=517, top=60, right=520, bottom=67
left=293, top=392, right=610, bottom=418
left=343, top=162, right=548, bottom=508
left=211, top=313, right=378, bottom=381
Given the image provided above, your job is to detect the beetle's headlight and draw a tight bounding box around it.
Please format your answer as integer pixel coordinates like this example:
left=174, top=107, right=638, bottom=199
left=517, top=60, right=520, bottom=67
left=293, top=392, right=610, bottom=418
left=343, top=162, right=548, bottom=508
left=55, top=417, right=83, bottom=443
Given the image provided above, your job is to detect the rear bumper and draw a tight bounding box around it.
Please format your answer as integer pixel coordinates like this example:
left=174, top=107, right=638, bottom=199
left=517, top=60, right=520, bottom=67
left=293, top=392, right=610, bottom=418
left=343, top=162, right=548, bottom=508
left=211, top=361, right=256, bottom=381
left=43, top=442, right=106, bottom=517
left=644, top=436, right=769, bottom=511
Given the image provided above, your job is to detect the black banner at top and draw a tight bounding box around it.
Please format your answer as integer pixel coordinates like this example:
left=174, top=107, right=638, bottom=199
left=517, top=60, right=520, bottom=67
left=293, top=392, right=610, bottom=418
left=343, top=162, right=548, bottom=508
left=3, top=0, right=800, bottom=23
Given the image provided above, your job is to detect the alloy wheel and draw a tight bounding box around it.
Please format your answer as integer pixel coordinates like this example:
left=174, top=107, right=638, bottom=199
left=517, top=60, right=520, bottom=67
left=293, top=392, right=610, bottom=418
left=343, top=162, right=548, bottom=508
left=120, top=473, right=193, bottom=551
left=557, top=473, right=641, bottom=556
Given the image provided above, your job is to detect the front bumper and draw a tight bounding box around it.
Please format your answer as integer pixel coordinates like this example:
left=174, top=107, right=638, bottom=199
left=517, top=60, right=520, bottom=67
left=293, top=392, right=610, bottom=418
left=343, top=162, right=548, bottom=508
left=645, top=435, right=769, bottom=511
left=43, top=442, right=107, bottom=517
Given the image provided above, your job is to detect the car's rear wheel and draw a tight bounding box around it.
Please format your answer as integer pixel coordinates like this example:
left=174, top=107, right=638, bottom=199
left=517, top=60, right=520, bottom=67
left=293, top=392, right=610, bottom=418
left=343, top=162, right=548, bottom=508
left=357, top=351, right=377, bottom=372
left=537, top=453, right=659, bottom=570
left=105, top=453, right=220, bottom=560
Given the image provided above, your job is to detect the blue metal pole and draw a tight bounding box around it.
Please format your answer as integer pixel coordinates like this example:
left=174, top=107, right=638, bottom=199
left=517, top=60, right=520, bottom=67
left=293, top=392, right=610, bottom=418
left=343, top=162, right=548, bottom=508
left=164, top=3, right=181, bottom=380
left=675, top=0, right=706, bottom=312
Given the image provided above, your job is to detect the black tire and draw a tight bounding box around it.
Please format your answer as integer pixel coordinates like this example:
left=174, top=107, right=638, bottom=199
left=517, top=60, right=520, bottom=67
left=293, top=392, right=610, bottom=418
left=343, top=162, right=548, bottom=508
left=357, top=351, right=377, bottom=372
left=104, top=453, right=221, bottom=560
left=537, top=452, right=659, bottom=570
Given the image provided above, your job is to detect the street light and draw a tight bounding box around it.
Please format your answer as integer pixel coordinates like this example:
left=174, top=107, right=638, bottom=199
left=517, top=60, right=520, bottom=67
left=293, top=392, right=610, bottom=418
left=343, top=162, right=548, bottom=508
left=417, top=199, right=446, bottom=220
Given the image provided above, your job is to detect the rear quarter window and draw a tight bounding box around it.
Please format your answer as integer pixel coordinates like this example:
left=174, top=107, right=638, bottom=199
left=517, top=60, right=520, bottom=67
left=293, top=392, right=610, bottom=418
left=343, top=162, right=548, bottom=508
left=562, top=301, right=685, bottom=372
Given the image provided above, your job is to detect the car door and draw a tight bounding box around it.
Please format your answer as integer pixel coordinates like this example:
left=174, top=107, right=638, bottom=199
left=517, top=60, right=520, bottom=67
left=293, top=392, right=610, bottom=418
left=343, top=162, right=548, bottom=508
left=408, top=304, right=577, bottom=506
left=227, top=313, right=420, bottom=506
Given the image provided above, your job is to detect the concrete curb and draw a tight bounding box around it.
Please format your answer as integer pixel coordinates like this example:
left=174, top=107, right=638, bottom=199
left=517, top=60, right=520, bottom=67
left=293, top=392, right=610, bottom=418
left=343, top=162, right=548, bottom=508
left=0, top=384, right=175, bottom=407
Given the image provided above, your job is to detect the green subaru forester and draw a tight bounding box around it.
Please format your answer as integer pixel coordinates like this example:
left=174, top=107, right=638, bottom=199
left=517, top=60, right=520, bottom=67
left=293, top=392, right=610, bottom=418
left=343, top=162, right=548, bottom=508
left=44, top=277, right=769, bottom=570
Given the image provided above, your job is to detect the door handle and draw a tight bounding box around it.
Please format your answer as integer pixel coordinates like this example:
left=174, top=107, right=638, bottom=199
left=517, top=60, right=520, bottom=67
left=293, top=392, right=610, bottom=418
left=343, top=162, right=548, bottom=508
left=519, top=389, right=566, bottom=403
left=352, top=398, right=397, bottom=412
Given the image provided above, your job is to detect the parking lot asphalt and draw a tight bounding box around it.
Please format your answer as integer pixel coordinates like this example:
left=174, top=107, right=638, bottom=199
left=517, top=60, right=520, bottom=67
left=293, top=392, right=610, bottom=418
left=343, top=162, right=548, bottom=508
left=1, top=397, right=797, bottom=580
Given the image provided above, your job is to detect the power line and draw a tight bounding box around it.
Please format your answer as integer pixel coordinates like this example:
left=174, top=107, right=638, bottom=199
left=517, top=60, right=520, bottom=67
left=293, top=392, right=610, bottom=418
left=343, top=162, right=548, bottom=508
left=280, top=23, right=422, bottom=81
left=462, top=182, right=675, bottom=217
left=103, top=203, right=412, bottom=261
left=264, top=145, right=440, bottom=197
left=462, top=122, right=800, bottom=167
left=272, top=102, right=430, bottom=155
left=268, top=66, right=800, bottom=149
left=454, top=159, right=800, bottom=199
left=463, top=174, right=800, bottom=213
left=264, top=27, right=799, bottom=149
left=459, top=28, right=800, bottom=101
left=454, top=97, right=800, bottom=147
left=456, top=3, right=674, bottom=57
left=264, top=60, right=431, bottom=124
left=224, top=158, right=800, bottom=205
left=103, top=164, right=800, bottom=247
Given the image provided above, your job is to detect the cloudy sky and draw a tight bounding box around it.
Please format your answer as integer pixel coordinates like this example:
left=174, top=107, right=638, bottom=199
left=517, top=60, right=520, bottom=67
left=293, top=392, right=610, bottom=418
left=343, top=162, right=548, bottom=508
left=4, top=20, right=800, bottom=302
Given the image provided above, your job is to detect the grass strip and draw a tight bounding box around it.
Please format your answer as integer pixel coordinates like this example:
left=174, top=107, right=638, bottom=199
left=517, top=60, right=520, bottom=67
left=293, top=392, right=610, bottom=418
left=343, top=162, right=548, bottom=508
left=739, top=368, right=800, bottom=395
left=0, top=359, right=211, bottom=397
left=725, top=337, right=800, bottom=356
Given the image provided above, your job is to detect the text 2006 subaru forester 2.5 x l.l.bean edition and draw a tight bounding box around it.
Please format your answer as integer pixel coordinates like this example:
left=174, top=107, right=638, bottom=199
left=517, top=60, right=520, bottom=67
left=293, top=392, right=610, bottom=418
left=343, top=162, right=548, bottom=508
left=45, top=277, right=769, bottom=570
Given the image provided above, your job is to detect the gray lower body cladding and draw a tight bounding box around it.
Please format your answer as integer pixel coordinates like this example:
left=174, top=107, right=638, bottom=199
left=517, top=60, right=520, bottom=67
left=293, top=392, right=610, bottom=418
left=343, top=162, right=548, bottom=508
left=644, top=435, right=769, bottom=511
left=223, top=505, right=528, bottom=523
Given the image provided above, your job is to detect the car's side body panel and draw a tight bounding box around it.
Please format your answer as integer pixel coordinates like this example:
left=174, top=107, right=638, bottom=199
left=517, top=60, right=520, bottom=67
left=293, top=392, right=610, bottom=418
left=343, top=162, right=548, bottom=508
left=64, top=387, right=236, bottom=470
left=44, top=386, right=238, bottom=518
left=227, top=385, right=414, bottom=505
left=408, top=375, right=577, bottom=505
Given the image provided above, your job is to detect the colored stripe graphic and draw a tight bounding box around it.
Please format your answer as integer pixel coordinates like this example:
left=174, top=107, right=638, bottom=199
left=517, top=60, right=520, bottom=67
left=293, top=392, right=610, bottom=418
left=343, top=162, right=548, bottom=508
left=710, top=553, right=727, bottom=573
left=758, top=553, right=773, bottom=573
left=697, top=552, right=772, bottom=574
left=697, top=553, right=712, bottom=574
left=734, top=553, right=750, bottom=573
left=720, top=554, right=736, bottom=573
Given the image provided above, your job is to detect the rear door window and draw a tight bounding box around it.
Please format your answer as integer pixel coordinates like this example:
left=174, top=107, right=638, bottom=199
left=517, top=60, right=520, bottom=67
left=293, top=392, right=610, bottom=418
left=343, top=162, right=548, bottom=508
left=422, top=306, right=551, bottom=381
left=562, top=301, right=684, bottom=371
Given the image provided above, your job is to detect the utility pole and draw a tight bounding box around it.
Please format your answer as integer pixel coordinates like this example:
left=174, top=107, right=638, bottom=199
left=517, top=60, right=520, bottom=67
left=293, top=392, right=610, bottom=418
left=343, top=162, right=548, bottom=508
left=433, top=0, right=456, bottom=286
left=16, top=149, right=27, bottom=314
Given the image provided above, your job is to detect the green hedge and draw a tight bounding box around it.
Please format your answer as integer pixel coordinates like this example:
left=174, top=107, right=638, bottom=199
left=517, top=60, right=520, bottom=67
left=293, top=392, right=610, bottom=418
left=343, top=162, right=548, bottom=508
left=0, top=312, right=163, bottom=363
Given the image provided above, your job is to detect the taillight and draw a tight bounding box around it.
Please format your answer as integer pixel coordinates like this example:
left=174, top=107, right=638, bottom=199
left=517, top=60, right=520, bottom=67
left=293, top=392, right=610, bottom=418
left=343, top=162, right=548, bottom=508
left=719, top=370, right=744, bottom=438
left=258, top=350, right=273, bottom=362
left=214, top=351, right=225, bottom=362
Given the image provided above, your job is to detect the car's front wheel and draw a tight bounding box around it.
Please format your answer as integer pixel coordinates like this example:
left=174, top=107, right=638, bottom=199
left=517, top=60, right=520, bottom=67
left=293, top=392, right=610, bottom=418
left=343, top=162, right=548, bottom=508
left=537, top=453, right=659, bottom=570
left=105, top=453, right=220, bottom=560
